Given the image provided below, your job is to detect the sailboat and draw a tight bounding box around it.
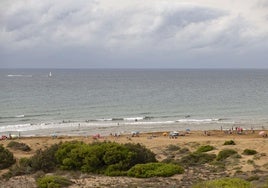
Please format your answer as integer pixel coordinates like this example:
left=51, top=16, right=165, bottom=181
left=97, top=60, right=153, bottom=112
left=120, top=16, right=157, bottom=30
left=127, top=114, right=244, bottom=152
left=48, top=72, right=52, bottom=77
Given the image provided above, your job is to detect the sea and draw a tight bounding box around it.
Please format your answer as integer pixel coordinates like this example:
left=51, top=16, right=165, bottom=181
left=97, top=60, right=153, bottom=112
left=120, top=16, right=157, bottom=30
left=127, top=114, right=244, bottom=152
left=1, top=69, right=268, bottom=136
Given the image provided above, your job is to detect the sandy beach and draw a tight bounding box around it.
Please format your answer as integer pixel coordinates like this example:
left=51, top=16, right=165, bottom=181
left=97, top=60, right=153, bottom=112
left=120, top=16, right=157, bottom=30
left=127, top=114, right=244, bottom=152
left=0, top=129, right=267, bottom=187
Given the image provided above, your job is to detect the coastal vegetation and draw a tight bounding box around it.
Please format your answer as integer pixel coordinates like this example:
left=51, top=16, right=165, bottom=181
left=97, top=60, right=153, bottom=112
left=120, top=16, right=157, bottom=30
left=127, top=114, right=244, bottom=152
left=0, top=133, right=267, bottom=187
left=37, top=175, right=73, bottom=188
left=192, top=177, right=251, bottom=188
left=216, top=149, right=238, bottom=161
left=0, top=145, right=16, bottom=169
left=196, top=145, right=214, bottom=153
left=127, top=163, right=184, bottom=178
left=7, top=141, right=31, bottom=151
left=4, top=141, right=177, bottom=179
left=55, top=141, right=157, bottom=176
left=223, top=140, right=236, bottom=145
left=242, top=149, right=257, bottom=155
left=180, top=152, right=216, bottom=167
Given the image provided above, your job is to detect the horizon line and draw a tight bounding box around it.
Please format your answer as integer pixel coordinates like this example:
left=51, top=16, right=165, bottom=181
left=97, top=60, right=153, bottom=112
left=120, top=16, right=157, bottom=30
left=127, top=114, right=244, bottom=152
left=1, top=67, right=268, bottom=70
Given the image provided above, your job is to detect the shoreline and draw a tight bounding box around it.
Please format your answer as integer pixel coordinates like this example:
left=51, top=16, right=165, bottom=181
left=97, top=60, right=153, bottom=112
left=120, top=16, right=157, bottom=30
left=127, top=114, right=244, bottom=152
left=1, top=121, right=267, bottom=137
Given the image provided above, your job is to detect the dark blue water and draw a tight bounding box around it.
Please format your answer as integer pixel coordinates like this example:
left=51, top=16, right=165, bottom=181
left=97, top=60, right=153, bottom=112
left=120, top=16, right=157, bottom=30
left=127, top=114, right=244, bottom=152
left=1, top=69, right=268, bottom=135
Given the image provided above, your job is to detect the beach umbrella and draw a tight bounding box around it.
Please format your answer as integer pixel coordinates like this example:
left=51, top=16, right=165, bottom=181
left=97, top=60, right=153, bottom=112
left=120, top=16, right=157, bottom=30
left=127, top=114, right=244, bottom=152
left=259, top=131, right=266, bottom=136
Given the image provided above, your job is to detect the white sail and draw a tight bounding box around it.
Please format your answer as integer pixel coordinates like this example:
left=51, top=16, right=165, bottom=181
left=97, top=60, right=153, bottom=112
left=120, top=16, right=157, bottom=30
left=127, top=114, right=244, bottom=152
left=49, top=72, right=52, bottom=77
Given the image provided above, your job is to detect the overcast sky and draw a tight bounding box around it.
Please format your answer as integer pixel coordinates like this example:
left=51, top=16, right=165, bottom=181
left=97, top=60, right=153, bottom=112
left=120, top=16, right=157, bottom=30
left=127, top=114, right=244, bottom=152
left=1, top=0, right=268, bottom=69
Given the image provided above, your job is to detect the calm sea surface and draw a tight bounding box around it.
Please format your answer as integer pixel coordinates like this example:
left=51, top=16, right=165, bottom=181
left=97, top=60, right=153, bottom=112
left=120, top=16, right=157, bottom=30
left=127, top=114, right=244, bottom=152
left=1, top=69, right=268, bottom=136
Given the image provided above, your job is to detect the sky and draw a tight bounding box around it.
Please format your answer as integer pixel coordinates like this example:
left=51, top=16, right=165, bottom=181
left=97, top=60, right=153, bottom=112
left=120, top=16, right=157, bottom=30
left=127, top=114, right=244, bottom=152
left=0, top=0, right=268, bottom=69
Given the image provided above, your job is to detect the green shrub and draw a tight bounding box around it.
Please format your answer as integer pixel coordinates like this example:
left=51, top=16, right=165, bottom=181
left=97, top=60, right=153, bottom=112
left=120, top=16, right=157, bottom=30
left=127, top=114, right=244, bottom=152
left=7, top=141, right=31, bottom=151
left=36, top=175, right=73, bottom=188
left=3, top=157, right=32, bottom=179
left=223, top=140, right=236, bottom=145
left=242, top=149, right=257, bottom=155
left=3, top=141, right=158, bottom=178
left=180, top=152, right=216, bottom=167
left=56, top=141, right=90, bottom=171
left=124, top=143, right=157, bottom=165
left=104, top=163, right=128, bottom=176
left=217, top=149, right=237, bottom=161
left=4, top=143, right=61, bottom=179
left=55, top=141, right=157, bottom=175
left=127, top=162, right=184, bottom=178
left=192, top=177, right=251, bottom=188
left=0, top=144, right=16, bottom=169
left=29, top=143, right=61, bottom=172
left=196, top=145, right=214, bottom=153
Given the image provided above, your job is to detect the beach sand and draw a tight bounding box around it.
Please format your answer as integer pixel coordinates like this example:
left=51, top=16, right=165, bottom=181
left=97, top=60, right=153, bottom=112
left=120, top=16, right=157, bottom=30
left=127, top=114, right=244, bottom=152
left=1, top=129, right=267, bottom=187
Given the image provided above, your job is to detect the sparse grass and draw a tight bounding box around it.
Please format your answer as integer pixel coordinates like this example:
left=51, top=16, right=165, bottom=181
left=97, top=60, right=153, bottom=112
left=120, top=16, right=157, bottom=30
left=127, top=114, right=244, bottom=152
left=180, top=152, right=216, bottom=167
left=253, top=153, right=266, bottom=160
left=166, top=144, right=180, bottom=151
left=247, top=160, right=255, bottom=165
left=179, top=147, right=190, bottom=154
left=263, top=162, right=268, bottom=169
left=7, top=141, right=31, bottom=151
left=186, top=142, right=200, bottom=149
left=246, top=175, right=259, bottom=181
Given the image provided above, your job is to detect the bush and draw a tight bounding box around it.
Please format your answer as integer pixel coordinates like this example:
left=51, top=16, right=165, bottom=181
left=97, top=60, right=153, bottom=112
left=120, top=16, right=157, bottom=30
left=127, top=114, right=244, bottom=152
left=196, top=145, right=214, bottom=153
left=127, top=162, right=184, bottom=178
left=7, top=141, right=31, bottom=151
left=3, top=141, right=158, bottom=179
left=180, top=153, right=216, bottom=167
left=217, top=149, right=237, bottom=161
left=29, top=143, right=61, bottom=172
left=3, top=158, right=32, bottom=179
left=55, top=141, right=157, bottom=175
left=223, top=140, right=236, bottom=145
left=242, top=149, right=257, bottom=155
left=0, top=144, right=16, bottom=169
left=192, top=177, right=251, bottom=188
left=104, top=163, right=128, bottom=176
left=55, top=141, right=89, bottom=171
left=37, top=175, right=73, bottom=188
left=124, top=143, right=157, bottom=165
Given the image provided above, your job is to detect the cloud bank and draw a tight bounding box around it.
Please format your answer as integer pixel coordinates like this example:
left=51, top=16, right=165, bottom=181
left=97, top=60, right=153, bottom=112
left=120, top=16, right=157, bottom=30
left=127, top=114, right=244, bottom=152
left=1, top=0, right=268, bottom=68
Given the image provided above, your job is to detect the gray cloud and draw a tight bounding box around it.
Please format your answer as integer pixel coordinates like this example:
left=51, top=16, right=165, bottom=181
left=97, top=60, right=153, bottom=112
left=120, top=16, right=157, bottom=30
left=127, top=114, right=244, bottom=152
left=0, top=0, right=268, bottom=68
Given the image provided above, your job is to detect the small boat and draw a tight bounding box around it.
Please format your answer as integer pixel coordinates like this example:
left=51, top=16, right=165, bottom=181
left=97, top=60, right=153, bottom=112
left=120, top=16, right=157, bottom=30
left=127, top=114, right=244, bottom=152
left=48, top=72, right=52, bottom=77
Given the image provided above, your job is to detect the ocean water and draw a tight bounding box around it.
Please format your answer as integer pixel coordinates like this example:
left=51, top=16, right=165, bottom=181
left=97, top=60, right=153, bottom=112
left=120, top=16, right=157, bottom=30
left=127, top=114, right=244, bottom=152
left=1, top=69, right=268, bottom=136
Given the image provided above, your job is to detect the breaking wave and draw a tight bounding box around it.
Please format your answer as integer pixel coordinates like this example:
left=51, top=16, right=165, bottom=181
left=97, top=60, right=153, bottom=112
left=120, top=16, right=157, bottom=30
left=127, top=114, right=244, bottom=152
left=7, top=74, right=32, bottom=77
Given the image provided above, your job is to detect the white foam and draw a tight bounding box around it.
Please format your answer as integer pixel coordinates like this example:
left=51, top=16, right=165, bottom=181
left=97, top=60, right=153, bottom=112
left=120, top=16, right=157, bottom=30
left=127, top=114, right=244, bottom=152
left=0, top=122, right=120, bottom=133
left=0, top=124, right=32, bottom=132
left=125, top=121, right=175, bottom=125
left=7, top=75, right=32, bottom=77
left=124, top=117, right=144, bottom=121
left=15, top=115, right=25, bottom=118
left=96, top=118, right=113, bottom=121
left=176, top=118, right=220, bottom=123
